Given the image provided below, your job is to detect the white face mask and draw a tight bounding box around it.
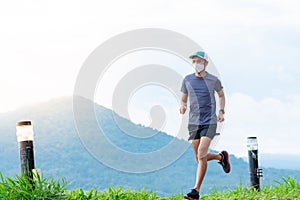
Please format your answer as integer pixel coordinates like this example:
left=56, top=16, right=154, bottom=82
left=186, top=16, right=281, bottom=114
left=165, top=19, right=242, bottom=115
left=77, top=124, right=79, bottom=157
left=194, top=63, right=205, bottom=73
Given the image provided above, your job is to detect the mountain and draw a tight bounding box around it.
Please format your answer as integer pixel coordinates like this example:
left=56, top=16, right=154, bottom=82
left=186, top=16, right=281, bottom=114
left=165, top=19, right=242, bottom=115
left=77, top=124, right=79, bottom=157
left=0, top=96, right=299, bottom=195
left=242, top=154, right=300, bottom=171
left=259, top=154, right=300, bottom=170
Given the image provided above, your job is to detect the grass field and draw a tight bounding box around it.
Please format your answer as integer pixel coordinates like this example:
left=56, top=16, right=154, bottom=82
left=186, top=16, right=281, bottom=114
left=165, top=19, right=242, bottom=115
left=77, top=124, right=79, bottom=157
left=0, top=173, right=299, bottom=199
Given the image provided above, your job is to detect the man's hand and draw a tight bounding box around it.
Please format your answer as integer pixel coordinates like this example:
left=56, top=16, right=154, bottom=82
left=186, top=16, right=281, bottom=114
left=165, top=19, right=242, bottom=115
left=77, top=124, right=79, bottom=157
left=217, top=113, right=225, bottom=122
left=180, top=105, right=187, bottom=114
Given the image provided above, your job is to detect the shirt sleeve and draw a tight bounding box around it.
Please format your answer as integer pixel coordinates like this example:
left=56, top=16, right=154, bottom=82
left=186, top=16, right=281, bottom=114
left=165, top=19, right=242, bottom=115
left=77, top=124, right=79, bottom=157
left=214, top=78, right=223, bottom=92
left=181, top=78, right=188, bottom=94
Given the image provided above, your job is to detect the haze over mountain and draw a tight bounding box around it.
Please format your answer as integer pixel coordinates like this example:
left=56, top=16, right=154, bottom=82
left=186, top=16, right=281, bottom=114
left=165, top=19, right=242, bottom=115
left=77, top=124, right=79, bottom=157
left=0, top=96, right=299, bottom=195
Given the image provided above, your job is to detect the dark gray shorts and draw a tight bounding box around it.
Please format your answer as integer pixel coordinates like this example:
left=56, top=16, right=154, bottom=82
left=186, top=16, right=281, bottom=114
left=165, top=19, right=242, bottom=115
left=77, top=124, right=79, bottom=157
left=188, top=124, right=217, bottom=140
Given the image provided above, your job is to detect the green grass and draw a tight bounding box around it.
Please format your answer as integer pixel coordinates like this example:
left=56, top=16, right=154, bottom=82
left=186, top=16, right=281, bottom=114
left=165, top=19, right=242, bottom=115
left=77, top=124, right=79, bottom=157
left=0, top=172, right=299, bottom=199
left=0, top=172, right=67, bottom=199
left=201, top=176, right=300, bottom=200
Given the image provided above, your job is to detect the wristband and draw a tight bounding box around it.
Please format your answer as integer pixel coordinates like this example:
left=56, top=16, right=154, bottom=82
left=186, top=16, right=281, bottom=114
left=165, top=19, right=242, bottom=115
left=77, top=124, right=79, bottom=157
left=219, top=109, right=225, bottom=114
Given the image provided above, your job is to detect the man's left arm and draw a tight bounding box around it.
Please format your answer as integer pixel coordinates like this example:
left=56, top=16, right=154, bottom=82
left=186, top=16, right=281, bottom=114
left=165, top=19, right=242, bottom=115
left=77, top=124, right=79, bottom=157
left=217, top=89, right=225, bottom=122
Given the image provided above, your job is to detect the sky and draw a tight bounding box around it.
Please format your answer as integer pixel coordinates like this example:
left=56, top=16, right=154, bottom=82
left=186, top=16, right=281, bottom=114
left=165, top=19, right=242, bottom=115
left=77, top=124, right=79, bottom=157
left=1, top=0, right=300, bottom=157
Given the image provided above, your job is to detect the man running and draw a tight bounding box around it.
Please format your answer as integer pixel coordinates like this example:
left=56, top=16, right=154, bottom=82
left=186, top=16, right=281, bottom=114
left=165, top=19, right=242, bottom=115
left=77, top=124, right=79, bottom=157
left=180, top=51, right=231, bottom=200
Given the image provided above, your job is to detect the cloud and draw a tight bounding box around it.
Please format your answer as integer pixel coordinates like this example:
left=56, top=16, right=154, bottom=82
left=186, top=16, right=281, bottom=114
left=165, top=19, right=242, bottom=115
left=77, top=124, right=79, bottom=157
left=216, top=92, right=300, bottom=157
left=1, top=0, right=300, bottom=112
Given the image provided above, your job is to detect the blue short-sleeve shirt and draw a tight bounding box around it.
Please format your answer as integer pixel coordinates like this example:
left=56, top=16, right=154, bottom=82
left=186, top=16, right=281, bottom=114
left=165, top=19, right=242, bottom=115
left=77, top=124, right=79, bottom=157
left=181, top=72, right=223, bottom=125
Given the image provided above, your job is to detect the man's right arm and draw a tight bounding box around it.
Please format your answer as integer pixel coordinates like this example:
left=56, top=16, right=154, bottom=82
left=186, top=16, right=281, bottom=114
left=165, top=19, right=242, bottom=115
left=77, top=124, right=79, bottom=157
left=180, top=93, right=188, bottom=114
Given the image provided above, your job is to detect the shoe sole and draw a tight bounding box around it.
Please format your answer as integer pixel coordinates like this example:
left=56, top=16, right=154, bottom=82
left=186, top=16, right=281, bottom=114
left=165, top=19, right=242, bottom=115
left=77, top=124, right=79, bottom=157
left=223, top=151, right=231, bottom=173
left=184, top=195, right=199, bottom=200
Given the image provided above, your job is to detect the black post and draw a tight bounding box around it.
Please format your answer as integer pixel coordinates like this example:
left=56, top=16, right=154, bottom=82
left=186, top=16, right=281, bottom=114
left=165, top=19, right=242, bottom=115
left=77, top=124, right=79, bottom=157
left=16, top=121, right=35, bottom=184
left=247, top=137, right=262, bottom=191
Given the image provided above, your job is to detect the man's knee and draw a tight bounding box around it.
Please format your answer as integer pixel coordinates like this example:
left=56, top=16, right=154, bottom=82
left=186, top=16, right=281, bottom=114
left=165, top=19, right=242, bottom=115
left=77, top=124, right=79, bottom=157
left=197, top=151, right=208, bottom=162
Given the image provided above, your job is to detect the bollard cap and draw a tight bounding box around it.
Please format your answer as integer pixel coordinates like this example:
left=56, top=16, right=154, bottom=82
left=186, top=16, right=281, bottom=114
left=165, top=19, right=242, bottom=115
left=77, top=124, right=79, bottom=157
left=247, top=136, right=258, bottom=150
left=16, top=121, right=32, bottom=126
left=16, top=120, right=34, bottom=142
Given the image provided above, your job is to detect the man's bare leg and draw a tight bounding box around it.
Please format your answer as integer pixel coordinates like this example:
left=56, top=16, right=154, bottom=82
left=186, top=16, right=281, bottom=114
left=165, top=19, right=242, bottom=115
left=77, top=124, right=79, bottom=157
left=193, top=136, right=211, bottom=192
left=191, top=139, right=200, bottom=162
left=207, top=152, right=222, bottom=161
